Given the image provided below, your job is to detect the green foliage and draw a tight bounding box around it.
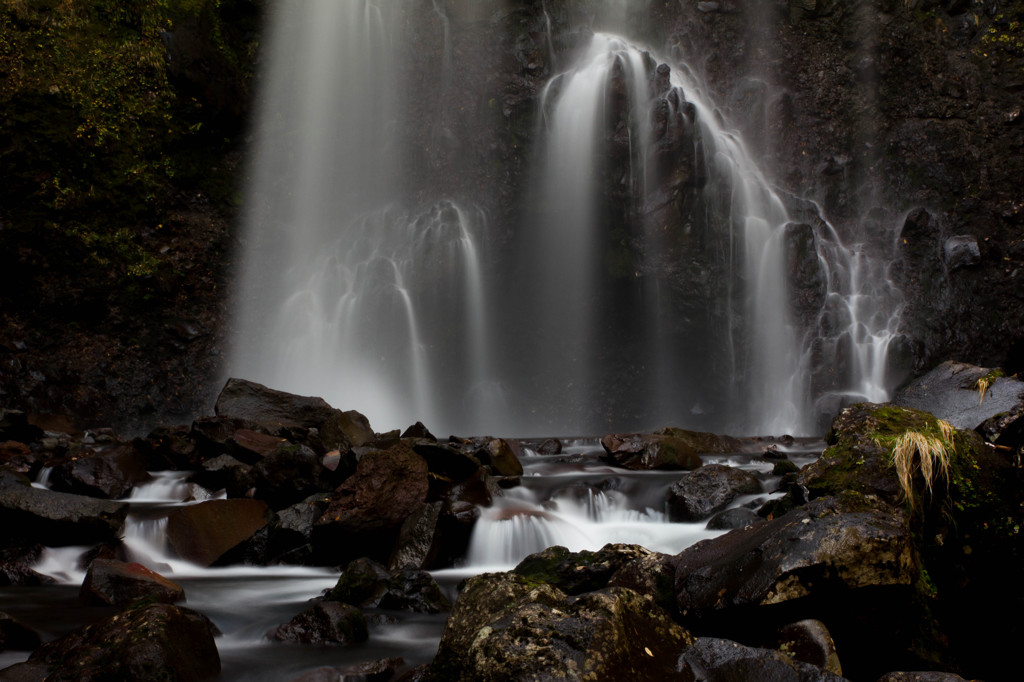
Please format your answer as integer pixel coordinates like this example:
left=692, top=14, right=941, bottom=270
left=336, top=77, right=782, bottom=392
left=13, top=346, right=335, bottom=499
left=0, top=0, right=256, bottom=320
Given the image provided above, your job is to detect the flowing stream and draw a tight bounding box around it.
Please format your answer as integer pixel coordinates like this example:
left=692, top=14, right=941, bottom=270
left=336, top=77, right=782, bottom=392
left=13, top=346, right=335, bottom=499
left=0, top=439, right=822, bottom=680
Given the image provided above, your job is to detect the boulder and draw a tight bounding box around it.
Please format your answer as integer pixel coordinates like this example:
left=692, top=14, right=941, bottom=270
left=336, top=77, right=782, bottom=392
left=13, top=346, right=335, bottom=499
left=600, top=432, right=703, bottom=470
left=312, top=444, right=430, bottom=564
left=480, top=438, right=523, bottom=477
left=229, top=428, right=288, bottom=463
left=411, top=441, right=483, bottom=482
left=187, top=454, right=254, bottom=498
left=429, top=571, right=693, bottom=681
left=512, top=544, right=662, bottom=597
left=25, top=603, right=220, bottom=681
left=666, top=463, right=763, bottom=521
left=252, top=442, right=338, bottom=510
left=389, top=501, right=444, bottom=570
left=215, top=378, right=339, bottom=431
left=79, top=558, right=185, bottom=607
left=536, top=438, right=562, bottom=454
left=771, top=619, right=843, bottom=676
left=673, top=495, right=918, bottom=621
left=49, top=444, right=151, bottom=499
left=678, top=637, right=847, bottom=681
left=266, top=601, right=368, bottom=646
left=892, top=361, right=1024, bottom=431
left=0, top=470, right=127, bottom=546
left=166, top=498, right=273, bottom=566
left=214, top=378, right=371, bottom=451
left=706, top=507, right=763, bottom=530
left=327, top=557, right=449, bottom=614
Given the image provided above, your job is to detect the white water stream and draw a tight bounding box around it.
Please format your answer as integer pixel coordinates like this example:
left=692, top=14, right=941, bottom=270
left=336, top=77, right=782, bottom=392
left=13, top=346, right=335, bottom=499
left=1, top=440, right=821, bottom=680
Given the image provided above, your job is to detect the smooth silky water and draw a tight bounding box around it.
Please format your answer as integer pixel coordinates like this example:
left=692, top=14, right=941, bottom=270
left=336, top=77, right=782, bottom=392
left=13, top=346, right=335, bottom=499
left=1, top=436, right=823, bottom=680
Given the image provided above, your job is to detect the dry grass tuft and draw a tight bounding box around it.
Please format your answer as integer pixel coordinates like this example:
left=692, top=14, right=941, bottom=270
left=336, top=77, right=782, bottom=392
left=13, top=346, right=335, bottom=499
left=891, top=431, right=951, bottom=505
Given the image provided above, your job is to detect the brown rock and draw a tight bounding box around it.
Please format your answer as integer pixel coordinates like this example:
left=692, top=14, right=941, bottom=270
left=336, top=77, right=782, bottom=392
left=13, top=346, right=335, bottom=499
left=80, top=558, right=185, bottom=607
left=166, top=498, right=273, bottom=566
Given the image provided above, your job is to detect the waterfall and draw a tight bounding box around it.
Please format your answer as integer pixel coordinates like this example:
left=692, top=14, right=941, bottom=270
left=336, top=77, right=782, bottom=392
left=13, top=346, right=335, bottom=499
left=230, top=4, right=904, bottom=437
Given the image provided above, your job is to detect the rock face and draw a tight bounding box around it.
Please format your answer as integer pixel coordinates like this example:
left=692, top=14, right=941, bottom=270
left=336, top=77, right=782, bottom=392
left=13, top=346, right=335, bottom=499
left=25, top=603, right=220, bottom=681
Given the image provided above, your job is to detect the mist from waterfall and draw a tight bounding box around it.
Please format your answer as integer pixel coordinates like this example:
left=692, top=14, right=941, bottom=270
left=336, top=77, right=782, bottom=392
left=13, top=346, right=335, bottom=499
left=230, top=1, right=905, bottom=437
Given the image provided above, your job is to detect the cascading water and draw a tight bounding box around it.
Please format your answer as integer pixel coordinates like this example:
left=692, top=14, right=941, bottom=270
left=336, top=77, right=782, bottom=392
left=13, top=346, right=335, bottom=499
left=231, top=2, right=905, bottom=437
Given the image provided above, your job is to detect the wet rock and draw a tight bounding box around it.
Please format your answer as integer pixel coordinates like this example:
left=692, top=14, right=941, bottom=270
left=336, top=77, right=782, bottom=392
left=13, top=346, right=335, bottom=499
left=513, top=544, right=660, bottom=596
left=80, top=558, right=185, bottom=607
left=480, top=438, right=523, bottom=477
left=0, top=441, right=41, bottom=478
left=429, top=571, right=693, bottom=681
left=26, top=603, right=220, bottom=681
left=706, top=507, right=763, bottom=531
left=312, top=444, right=429, bottom=564
left=215, top=378, right=338, bottom=431
left=893, top=361, right=1024, bottom=431
left=536, top=438, right=562, bottom=454
left=229, top=428, right=287, bottom=463
left=678, top=637, right=847, bottom=681
left=327, top=557, right=449, bottom=614
left=49, top=443, right=151, bottom=499
left=411, top=441, right=482, bottom=482
left=214, top=378, right=371, bottom=451
left=0, top=470, right=127, bottom=546
left=771, top=619, right=843, bottom=676
left=666, top=464, right=763, bottom=521
left=253, top=442, right=338, bottom=510
left=254, top=493, right=332, bottom=565
left=600, top=432, right=703, bottom=470
left=266, top=601, right=368, bottom=646
left=289, top=658, right=405, bottom=682
left=673, top=495, right=917, bottom=620
left=0, top=611, right=42, bottom=651
left=389, top=501, right=443, bottom=570
left=188, top=454, right=254, bottom=498
left=0, top=545, right=54, bottom=586
left=401, top=421, right=435, bottom=440
left=140, top=425, right=200, bottom=470
left=166, top=498, right=273, bottom=566
left=942, top=235, right=980, bottom=271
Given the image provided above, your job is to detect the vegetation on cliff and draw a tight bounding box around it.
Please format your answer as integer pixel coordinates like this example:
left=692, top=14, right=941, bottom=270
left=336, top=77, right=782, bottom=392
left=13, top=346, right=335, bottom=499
left=0, top=0, right=260, bottom=427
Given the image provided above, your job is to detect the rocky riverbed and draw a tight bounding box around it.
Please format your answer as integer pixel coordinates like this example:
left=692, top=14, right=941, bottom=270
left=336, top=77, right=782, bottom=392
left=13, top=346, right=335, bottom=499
left=1, top=373, right=1021, bottom=680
